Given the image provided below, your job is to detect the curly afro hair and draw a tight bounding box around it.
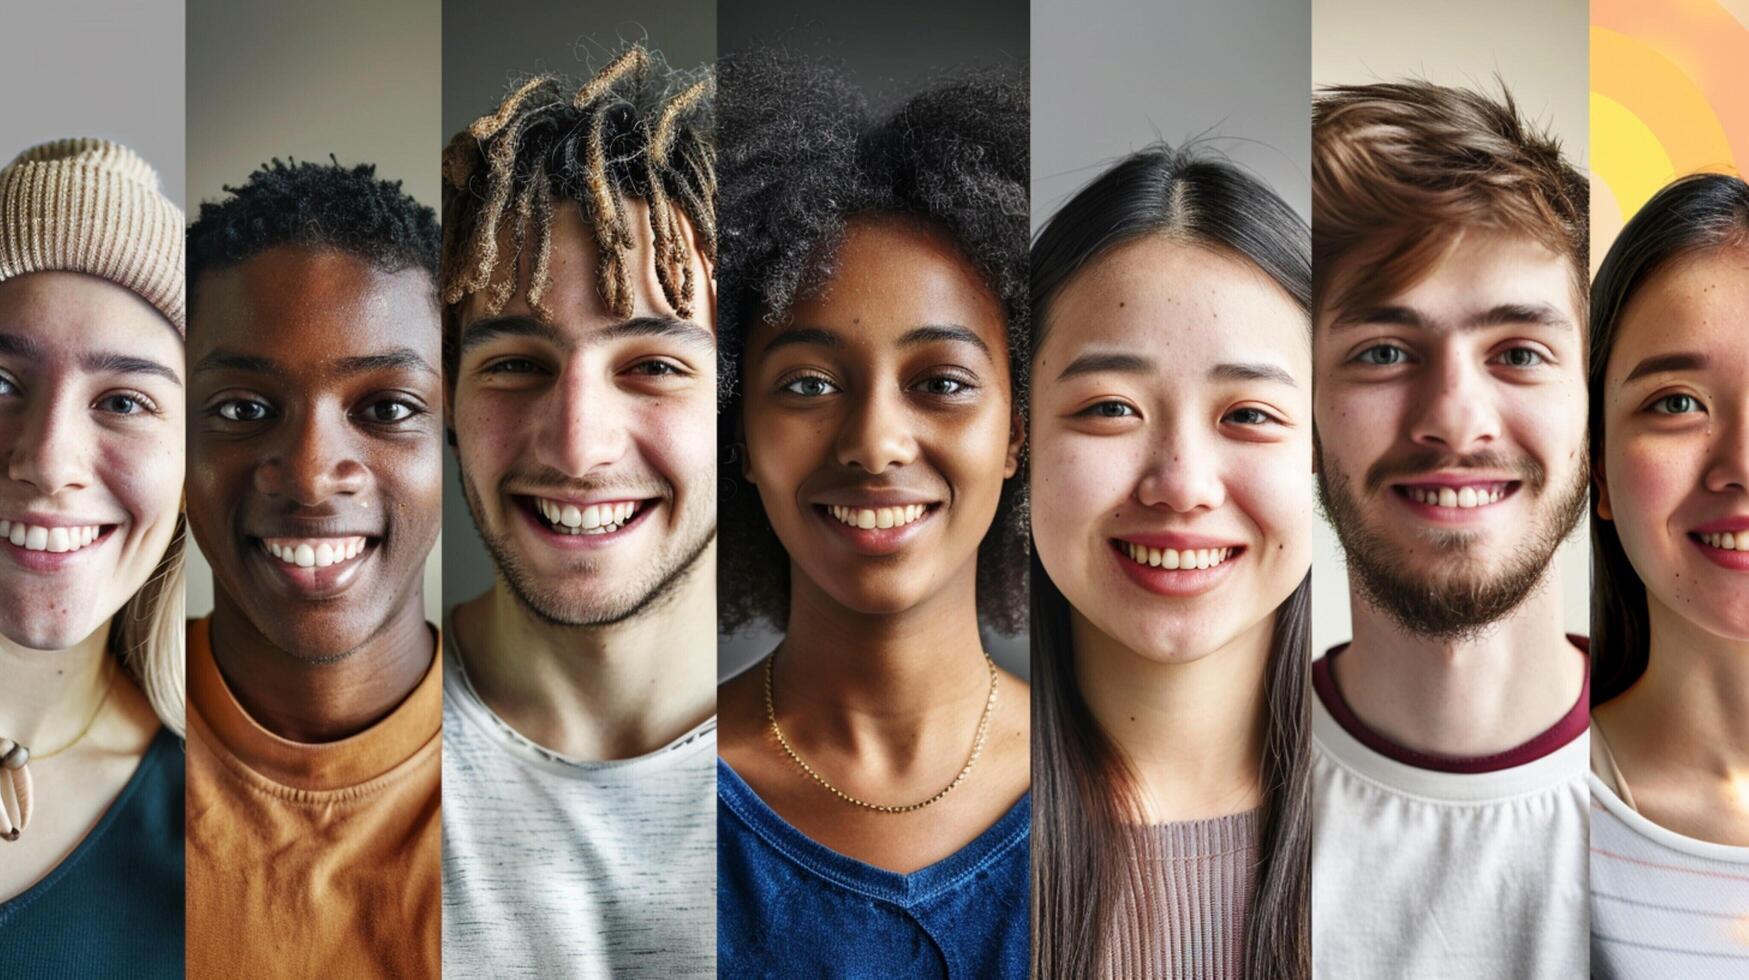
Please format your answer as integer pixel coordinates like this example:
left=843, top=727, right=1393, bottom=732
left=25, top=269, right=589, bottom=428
left=187, top=158, right=439, bottom=318
left=717, top=48, right=1030, bottom=636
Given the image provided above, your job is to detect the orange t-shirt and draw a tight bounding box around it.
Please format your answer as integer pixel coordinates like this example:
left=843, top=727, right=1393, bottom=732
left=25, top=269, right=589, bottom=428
left=185, top=617, right=442, bottom=978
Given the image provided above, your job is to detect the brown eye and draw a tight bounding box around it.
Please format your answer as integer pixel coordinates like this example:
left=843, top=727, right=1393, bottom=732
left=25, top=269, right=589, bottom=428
left=365, top=399, right=419, bottom=423
left=216, top=398, right=274, bottom=422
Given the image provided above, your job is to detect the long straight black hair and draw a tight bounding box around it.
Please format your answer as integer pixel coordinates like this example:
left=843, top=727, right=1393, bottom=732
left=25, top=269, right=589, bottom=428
left=1029, top=145, right=1312, bottom=979
left=1590, top=172, right=1749, bottom=704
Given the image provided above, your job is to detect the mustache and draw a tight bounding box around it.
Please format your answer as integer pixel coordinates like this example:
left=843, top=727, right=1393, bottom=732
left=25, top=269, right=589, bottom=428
left=500, top=464, right=669, bottom=501
left=1363, top=449, right=1546, bottom=495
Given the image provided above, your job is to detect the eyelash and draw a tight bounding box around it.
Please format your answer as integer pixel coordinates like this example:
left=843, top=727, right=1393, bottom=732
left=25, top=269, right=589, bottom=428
left=776, top=372, right=979, bottom=398
left=96, top=391, right=161, bottom=416
left=1352, top=343, right=1551, bottom=368
left=207, top=397, right=426, bottom=425
left=1074, top=400, right=1137, bottom=419
left=1224, top=406, right=1283, bottom=426
left=1648, top=393, right=1705, bottom=416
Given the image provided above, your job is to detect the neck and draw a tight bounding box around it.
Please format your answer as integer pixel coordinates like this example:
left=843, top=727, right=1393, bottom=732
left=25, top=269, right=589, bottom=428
left=209, top=594, right=433, bottom=743
left=0, top=626, right=111, bottom=749
left=1071, top=608, right=1267, bottom=822
left=1618, top=598, right=1749, bottom=778
left=773, top=562, right=991, bottom=764
left=1338, top=566, right=1582, bottom=757
left=456, top=543, right=717, bottom=761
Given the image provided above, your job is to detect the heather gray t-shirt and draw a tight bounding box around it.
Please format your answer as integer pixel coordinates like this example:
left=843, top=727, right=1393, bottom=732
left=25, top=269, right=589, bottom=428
left=440, top=633, right=717, bottom=978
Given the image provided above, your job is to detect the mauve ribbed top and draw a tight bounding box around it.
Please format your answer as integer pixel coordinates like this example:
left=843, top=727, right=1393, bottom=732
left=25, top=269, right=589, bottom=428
left=1103, top=808, right=1261, bottom=979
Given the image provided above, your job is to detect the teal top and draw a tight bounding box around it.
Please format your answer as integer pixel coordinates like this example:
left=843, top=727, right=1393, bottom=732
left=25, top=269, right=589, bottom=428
left=0, top=728, right=185, bottom=978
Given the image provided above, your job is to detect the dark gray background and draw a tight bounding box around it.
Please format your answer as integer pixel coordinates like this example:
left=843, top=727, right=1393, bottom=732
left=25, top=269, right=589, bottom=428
left=439, top=0, right=716, bottom=613
left=2, top=0, right=185, bottom=209
left=185, top=0, right=441, bottom=619
left=716, top=0, right=1031, bottom=680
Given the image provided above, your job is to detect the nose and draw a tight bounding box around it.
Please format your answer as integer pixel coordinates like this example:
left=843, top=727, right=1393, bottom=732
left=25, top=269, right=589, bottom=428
left=1705, top=408, right=1749, bottom=494
left=1407, top=350, right=1502, bottom=453
left=835, top=385, right=918, bottom=474
left=6, top=389, right=95, bottom=496
left=1135, top=419, right=1225, bottom=513
left=536, top=357, right=630, bottom=476
left=252, top=402, right=369, bottom=505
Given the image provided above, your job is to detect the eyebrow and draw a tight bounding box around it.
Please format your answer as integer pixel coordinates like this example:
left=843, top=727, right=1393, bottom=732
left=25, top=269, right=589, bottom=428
left=762, top=323, right=991, bottom=356
left=0, top=332, right=42, bottom=359
left=0, top=333, right=182, bottom=386
left=461, top=314, right=711, bottom=354
left=193, top=350, right=279, bottom=375
left=1056, top=351, right=1155, bottom=381
left=1332, top=302, right=1574, bottom=332
left=1623, top=351, right=1710, bottom=383
left=193, top=347, right=436, bottom=377
left=1211, top=361, right=1299, bottom=387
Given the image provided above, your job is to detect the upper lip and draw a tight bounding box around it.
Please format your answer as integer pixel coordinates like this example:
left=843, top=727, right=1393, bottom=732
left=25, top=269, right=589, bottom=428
left=1114, top=531, right=1245, bottom=549
left=1692, top=516, right=1749, bottom=534
left=515, top=491, right=654, bottom=507
left=247, top=522, right=381, bottom=539
left=0, top=511, right=118, bottom=528
left=811, top=488, right=942, bottom=508
left=1391, top=472, right=1520, bottom=488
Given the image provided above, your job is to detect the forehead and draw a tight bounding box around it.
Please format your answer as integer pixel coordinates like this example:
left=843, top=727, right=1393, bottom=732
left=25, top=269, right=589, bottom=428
left=1324, top=228, right=1579, bottom=331
left=1610, top=246, right=1749, bottom=372
left=0, top=271, right=181, bottom=356
left=1045, top=237, right=1309, bottom=376
left=775, top=215, right=1005, bottom=346
left=190, top=246, right=437, bottom=360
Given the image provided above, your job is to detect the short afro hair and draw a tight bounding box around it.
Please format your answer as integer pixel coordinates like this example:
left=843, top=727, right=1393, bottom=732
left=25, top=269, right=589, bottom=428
left=187, top=158, right=440, bottom=318
left=717, top=48, right=1030, bottom=636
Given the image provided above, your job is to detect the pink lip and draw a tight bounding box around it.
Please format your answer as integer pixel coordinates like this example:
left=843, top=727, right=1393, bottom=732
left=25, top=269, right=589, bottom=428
left=1391, top=472, right=1521, bottom=488
left=1, top=527, right=118, bottom=573
left=1692, top=516, right=1749, bottom=534
left=1109, top=541, right=1244, bottom=597
left=814, top=503, right=936, bottom=556
left=1115, top=531, right=1245, bottom=550
left=251, top=540, right=377, bottom=599
left=1691, top=535, right=1749, bottom=572
left=512, top=496, right=655, bottom=550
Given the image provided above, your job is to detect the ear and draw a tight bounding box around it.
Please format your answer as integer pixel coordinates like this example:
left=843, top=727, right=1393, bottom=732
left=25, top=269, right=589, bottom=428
left=1004, top=411, right=1026, bottom=479
left=1593, top=453, right=1613, bottom=522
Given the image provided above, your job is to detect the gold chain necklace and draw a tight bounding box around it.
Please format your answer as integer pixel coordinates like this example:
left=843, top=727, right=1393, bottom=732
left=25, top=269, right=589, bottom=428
left=764, top=650, right=999, bottom=814
left=1, top=657, right=116, bottom=842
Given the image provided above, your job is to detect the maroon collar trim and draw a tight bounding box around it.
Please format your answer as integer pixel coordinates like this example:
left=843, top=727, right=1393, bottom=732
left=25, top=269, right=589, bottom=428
left=1313, top=635, right=1591, bottom=774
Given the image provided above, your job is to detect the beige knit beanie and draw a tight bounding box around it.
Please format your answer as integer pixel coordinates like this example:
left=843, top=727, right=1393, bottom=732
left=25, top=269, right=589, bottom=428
left=0, top=138, right=185, bottom=333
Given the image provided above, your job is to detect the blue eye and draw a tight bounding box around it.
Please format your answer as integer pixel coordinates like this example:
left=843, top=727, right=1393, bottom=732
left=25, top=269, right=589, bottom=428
left=1356, top=345, right=1407, bottom=366
left=782, top=375, right=838, bottom=397
left=1497, top=347, right=1545, bottom=368
left=97, top=393, right=154, bottom=416
left=0, top=375, right=17, bottom=397
left=216, top=398, right=274, bottom=422
left=1651, top=393, right=1703, bottom=415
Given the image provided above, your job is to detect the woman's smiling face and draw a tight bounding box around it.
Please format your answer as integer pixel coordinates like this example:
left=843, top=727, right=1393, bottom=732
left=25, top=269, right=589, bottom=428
left=740, top=214, right=1021, bottom=619
left=1601, top=245, right=1749, bottom=642
left=1031, top=237, right=1312, bottom=662
left=0, top=272, right=184, bottom=652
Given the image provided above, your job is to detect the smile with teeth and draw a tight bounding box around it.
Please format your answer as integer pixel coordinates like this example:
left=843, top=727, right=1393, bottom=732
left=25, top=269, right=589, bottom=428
left=1119, top=542, right=1237, bottom=570
left=1696, top=531, right=1746, bottom=551
left=827, top=504, right=930, bottom=530
left=534, top=497, right=639, bottom=535
left=1399, top=484, right=1511, bottom=509
left=1, top=520, right=105, bottom=554
left=262, top=536, right=369, bottom=568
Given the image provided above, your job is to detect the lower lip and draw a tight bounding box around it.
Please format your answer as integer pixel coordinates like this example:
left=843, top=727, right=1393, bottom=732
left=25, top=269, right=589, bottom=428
left=1692, top=536, right=1749, bottom=572
left=253, top=541, right=378, bottom=598
left=815, top=505, right=936, bottom=556
left=2, top=528, right=116, bottom=572
left=1392, top=484, right=1520, bottom=525
left=515, top=498, right=654, bottom=549
left=1110, top=542, right=1243, bottom=598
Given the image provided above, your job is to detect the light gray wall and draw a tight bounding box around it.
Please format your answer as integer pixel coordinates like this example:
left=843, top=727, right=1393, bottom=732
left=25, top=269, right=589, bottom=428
left=716, top=0, right=1031, bottom=680
left=185, top=0, right=442, bottom=621
left=439, top=0, right=716, bottom=615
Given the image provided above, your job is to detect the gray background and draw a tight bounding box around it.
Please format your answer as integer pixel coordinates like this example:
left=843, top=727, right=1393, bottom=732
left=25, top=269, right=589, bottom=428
left=1, top=0, right=185, bottom=207
left=716, top=0, right=1031, bottom=680
left=1312, top=0, right=1590, bottom=654
left=439, top=0, right=716, bottom=615
left=185, top=0, right=442, bottom=620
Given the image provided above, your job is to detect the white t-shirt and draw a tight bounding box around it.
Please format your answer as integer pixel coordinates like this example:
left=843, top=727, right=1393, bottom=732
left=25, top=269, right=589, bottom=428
left=1590, top=728, right=1749, bottom=978
left=440, top=634, right=717, bottom=978
left=1310, top=662, right=1589, bottom=977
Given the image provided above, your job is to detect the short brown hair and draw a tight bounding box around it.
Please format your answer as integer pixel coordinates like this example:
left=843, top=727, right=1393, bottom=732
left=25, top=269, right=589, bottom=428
left=1313, top=80, right=1587, bottom=322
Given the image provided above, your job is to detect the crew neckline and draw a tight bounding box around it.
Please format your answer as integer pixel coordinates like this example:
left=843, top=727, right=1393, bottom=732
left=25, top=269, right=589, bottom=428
left=1313, top=635, right=1590, bottom=774
left=717, top=758, right=1030, bottom=908
left=442, top=627, right=716, bottom=774
left=1588, top=770, right=1749, bottom=863
left=188, top=615, right=441, bottom=793
left=0, top=727, right=175, bottom=921
left=1132, top=807, right=1260, bottom=856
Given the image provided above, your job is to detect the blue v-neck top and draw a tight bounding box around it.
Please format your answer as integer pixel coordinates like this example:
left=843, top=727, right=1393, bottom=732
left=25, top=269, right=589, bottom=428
left=717, top=759, right=1030, bottom=978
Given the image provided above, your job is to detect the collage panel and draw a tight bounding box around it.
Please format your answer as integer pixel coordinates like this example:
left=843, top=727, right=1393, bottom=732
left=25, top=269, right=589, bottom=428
left=0, top=2, right=186, bottom=975
left=437, top=0, right=719, bottom=976
left=1587, top=1, right=1749, bottom=973
left=182, top=0, right=442, bottom=975
left=1309, top=0, right=1592, bottom=974
left=1029, top=0, right=1312, bottom=978
left=712, top=0, right=1031, bottom=974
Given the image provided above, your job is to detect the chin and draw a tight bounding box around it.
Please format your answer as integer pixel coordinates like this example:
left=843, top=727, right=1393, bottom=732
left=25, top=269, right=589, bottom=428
left=0, top=616, right=94, bottom=654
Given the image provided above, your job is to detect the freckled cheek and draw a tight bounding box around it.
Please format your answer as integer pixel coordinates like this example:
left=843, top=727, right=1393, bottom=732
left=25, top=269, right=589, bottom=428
left=455, top=392, right=528, bottom=487
left=1609, top=434, right=1705, bottom=561
left=1318, top=388, right=1400, bottom=471
left=1031, top=430, right=1137, bottom=560
left=95, top=431, right=183, bottom=577
left=1229, top=451, right=1313, bottom=573
left=629, top=400, right=715, bottom=499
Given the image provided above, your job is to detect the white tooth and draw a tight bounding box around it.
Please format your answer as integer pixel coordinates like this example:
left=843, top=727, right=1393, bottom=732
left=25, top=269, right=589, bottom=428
left=8, top=524, right=24, bottom=546
left=294, top=544, right=315, bottom=567
left=1127, top=543, right=1140, bottom=562
left=856, top=509, right=877, bottom=529
left=270, top=543, right=282, bottom=558
left=0, top=521, right=8, bottom=535
left=84, top=526, right=95, bottom=545
left=589, top=505, right=610, bottom=529
left=1142, top=547, right=1157, bottom=567
left=1203, top=549, right=1216, bottom=569
left=877, top=508, right=896, bottom=529
left=1436, top=487, right=1456, bottom=508
left=46, top=527, right=69, bottom=552
left=315, top=543, right=335, bottom=567
left=1157, top=548, right=1176, bottom=570
left=1458, top=487, right=1478, bottom=508
left=538, top=499, right=554, bottom=521
left=620, top=502, right=634, bottom=522
left=1724, top=532, right=1738, bottom=551
left=25, top=525, right=48, bottom=550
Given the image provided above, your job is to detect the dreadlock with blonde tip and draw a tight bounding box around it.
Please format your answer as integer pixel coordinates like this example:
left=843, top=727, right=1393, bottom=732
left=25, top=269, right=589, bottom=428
left=441, top=45, right=716, bottom=388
